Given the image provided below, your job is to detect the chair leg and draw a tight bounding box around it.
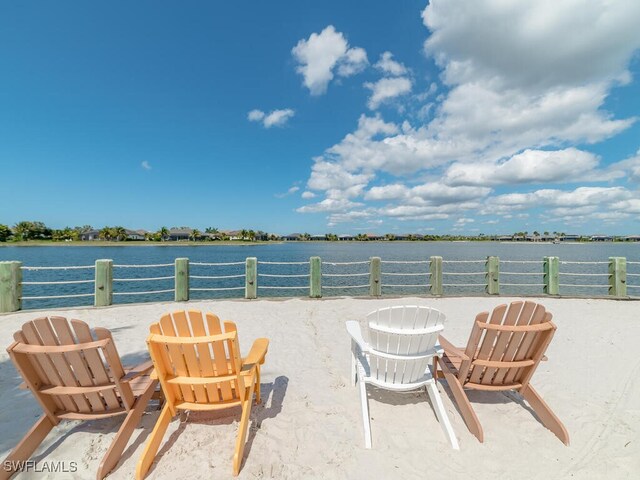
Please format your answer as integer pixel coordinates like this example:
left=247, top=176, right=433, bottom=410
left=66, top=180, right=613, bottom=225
left=135, top=402, right=173, bottom=480
left=0, top=415, right=55, bottom=480
left=98, top=380, right=157, bottom=479
left=426, top=381, right=459, bottom=450
left=441, top=365, right=484, bottom=442
left=233, top=380, right=256, bottom=476
left=255, top=366, right=261, bottom=404
left=521, top=385, right=570, bottom=445
left=351, top=350, right=357, bottom=386
left=358, top=377, right=372, bottom=448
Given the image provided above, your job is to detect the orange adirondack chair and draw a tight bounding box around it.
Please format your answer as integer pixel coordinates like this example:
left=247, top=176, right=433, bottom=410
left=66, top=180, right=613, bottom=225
left=136, top=310, right=269, bottom=479
left=436, top=301, right=569, bottom=445
left=2, top=316, right=158, bottom=480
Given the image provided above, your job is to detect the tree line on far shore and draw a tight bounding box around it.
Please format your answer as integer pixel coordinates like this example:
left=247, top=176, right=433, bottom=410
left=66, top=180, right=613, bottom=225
left=1, top=221, right=637, bottom=243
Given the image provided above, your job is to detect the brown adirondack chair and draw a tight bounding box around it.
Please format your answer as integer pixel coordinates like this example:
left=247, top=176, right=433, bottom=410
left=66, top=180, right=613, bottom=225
left=136, top=310, right=269, bottom=479
left=2, top=316, right=158, bottom=480
left=436, top=301, right=569, bottom=445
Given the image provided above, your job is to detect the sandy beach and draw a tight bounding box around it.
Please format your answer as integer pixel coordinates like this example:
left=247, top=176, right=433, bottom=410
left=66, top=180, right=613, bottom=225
left=1, top=296, right=639, bottom=479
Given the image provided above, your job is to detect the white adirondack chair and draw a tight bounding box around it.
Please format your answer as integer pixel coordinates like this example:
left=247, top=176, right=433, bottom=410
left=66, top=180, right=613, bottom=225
left=346, top=305, right=459, bottom=450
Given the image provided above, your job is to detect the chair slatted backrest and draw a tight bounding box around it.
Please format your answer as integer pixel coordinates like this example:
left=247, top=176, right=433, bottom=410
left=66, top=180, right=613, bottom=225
left=364, top=306, right=445, bottom=385
left=148, top=311, right=243, bottom=408
left=8, top=316, right=132, bottom=418
left=462, top=301, right=556, bottom=390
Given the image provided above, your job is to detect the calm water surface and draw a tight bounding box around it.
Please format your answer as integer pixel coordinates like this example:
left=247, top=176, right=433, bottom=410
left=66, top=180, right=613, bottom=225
left=2, top=242, right=639, bottom=309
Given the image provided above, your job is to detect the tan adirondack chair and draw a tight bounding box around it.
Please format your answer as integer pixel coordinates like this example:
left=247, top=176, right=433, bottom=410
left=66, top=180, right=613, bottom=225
left=136, top=310, right=269, bottom=479
left=2, top=316, right=158, bottom=480
left=436, top=301, right=569, bottom=445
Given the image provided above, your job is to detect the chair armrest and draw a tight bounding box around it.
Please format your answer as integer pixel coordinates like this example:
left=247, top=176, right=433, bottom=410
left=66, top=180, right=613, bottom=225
left=438, top=335, right=470, bottom=361
left=122, top=359, right=154, bottom=382
left=244, top=338, right=269, bottom=367
left=346, top=321, right=369, bottom=353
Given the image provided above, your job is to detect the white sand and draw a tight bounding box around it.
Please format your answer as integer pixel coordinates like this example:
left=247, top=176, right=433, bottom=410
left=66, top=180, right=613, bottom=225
left=1, top=296, right=639, bottom=479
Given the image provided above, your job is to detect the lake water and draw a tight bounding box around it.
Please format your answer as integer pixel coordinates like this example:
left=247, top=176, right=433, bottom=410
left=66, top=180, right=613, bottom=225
left=1, top=242, right=639, bottom=309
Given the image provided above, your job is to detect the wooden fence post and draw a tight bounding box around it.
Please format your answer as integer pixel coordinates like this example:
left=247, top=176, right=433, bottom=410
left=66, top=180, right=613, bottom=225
left=245, top=257, right=257, bottom=299
left=310, top=256, right=322, bottom=298
left=370, top=257, right=381, bottom=297
left=175, top=258, right=189, bottom=302
left=609, top=257, right=627, bottom=297
left=486, top=256, right=500, bottom=295
left=543, top=256, right=559, bottom=295
left=430, top=256, right=443, bottom=295
left=95, top=259, right=113, bottom=307
left=0, top=261, right=22, bottom=312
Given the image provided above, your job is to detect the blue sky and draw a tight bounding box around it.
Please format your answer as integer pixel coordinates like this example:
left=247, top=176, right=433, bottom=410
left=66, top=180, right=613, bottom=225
left=1, top=1, right=640, bottom=235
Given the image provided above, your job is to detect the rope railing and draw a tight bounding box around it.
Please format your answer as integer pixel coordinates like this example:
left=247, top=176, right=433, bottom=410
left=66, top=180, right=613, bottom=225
left=258, top=261, right=308, bottom=265
left=381, top=260, right=429, bottom=264
left=443, top=272, right=484, bottom=276
left=560, top=261, right=609, bottom=265
left=381, top=272, right=430, bottom=276
left=113, top=263, right=174, bottom=268
left=22, top=293, right=94, bottom=300
left=500, top=260, right=541, bottom=264
left=258, top=285, right=308, bottom=290
left=442, top=260, right=485, bottom=263
left=191, top=286, right=245, bottom=292
left=259, top=273, right=309, bottom=278
left=323, top=261, right=369, bottom=265
left=113, top=289, right=174, bottom=296
left=322, top=284, right=370, bottom=289
left=322, top=272, right=369, bottom=277
left=190, top=274, right=245, bottom=279
left=23, top=279, right=95, bottom=285
left=113, top=276, right=174, bottom=282
left=191, top=261, right=245, bottom=266
left=3, top=254, right=636, bottom=312
left=501, top=272, right=542, bottom=276
left=21, top=265, right=94, bottom=271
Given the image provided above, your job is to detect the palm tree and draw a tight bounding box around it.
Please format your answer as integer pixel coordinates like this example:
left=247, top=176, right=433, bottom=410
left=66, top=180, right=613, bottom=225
left=247, top=230, right=256, bottom=242
left=114, top=226, right=127, bottom=241
left=240, top=229, right=248, bottom=241
left=158, top=227, right=169, bottom=242
left=191, top=229, right=201, bottom=241
left=99, top=226, right=112, bottom=241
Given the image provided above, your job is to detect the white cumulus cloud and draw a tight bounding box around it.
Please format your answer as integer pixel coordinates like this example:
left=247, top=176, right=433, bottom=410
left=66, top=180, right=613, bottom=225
left=296, top=1, right=640, bottom=230
left=292, top=25, right=368, bottom=95
left=365, top=77, right=413, bottom=110
left=248, top=108, right=295, bottom=128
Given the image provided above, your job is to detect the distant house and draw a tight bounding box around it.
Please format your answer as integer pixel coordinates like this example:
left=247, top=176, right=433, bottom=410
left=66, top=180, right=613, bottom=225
left=125, top=229, right=146, bottom=241
left=624, top=235, right=640, bottom=242
left=561, top=234, right=581, bottom=242
left=497, top=235, right=513, bottom=242
left=591, top=235, right=613, bottom=242
left=220, top=230, right=243, bottom=240
left=80, top=229, right=100, bottom=241
left=169, top=228, right=192, bottom=241
left=338, top=234, right=354, bottom=241
left=310, top=235, right=325, bottom=241
left=366, top=233, right=384, bottom=241
left=283, top=233, right=302, bottom=241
